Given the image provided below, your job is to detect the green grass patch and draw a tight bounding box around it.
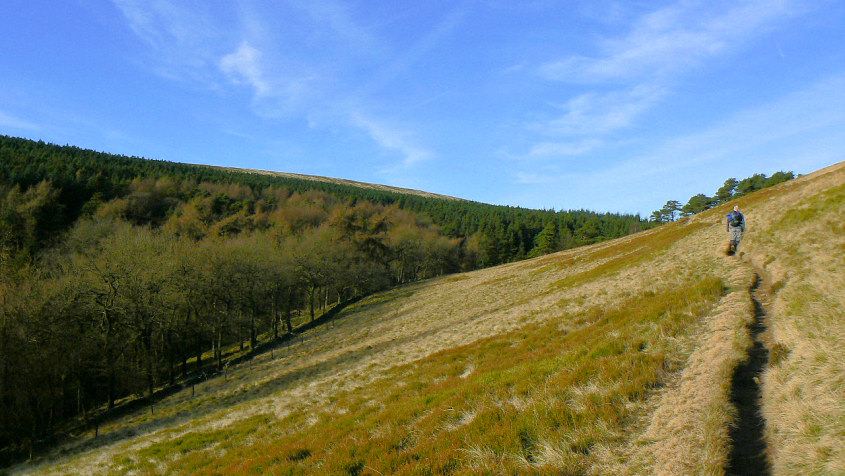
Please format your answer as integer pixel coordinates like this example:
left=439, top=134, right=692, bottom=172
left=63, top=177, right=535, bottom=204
left=134, top=413, right=275, bottom=473
left=342, top=286, right=419, bottom=314
left=551, top=221, right=707, bottom=290
left=771, top=183, right=845, bottom=232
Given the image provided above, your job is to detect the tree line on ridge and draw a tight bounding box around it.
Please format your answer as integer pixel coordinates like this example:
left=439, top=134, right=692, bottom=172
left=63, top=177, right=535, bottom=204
left=649, top=172, right=795, bottom=223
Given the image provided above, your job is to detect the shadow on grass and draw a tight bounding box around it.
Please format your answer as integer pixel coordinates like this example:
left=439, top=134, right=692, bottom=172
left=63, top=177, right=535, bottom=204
left=726, top=274, right=771, bottom=476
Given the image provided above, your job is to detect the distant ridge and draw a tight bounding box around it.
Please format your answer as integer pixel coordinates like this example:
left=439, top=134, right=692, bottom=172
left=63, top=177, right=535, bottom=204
left=206, top=164, right=466, bottom=202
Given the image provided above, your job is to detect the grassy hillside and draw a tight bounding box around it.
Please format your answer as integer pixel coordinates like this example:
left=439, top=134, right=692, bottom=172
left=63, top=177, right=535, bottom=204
left=13, top=162, right=843, bottom=475
left=211, top=165, right=465, bottom=202
left=738, top=164, right=845, bottom=475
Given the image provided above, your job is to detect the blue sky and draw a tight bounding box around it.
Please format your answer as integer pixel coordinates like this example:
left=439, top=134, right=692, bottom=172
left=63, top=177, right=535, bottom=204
left=2, top=1, right=844, bottom=215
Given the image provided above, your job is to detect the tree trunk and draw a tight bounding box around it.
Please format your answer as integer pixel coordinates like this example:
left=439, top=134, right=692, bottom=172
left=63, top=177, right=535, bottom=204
left=105, top=310, right=116, bottom=410
left=215, top=327, right=223, bottom=370
left=143, top=325, right=154, bottom=398
left=195, top=334, right=203, bottom=372
left=250, top=311, right=257, bottom=352
left=107, top=368, right=116, bottom=411
left=167, top=330, right=175, bottom=385
left=271, top=299, right=279, bottom=340
left=77, top=381, right=85, bottom=419
left=181, top=334, right=189, bottom=379
left=284, top=290, right=294, bottom=333
left=239, top=321, right=244, bottom=352
left=309, top=285, right=316, bottom=322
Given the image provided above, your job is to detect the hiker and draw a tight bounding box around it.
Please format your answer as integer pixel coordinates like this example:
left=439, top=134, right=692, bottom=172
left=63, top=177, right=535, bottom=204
left=726, top=205, right=746, bottom=255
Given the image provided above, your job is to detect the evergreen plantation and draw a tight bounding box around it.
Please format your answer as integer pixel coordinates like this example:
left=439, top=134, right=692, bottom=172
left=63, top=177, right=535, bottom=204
left=0, top=135, right=649, bottom=460
left=0, top=135, right=651, bottom=262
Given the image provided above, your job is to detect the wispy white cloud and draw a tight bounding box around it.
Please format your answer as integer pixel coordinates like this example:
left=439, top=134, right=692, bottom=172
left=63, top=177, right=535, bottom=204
left=0, top=110, right=39, bottom=131
left=219, top=42, right=270, bottom=96
left=351, top=113, right=433, bottom=169
left=216, top=40, right=324, bottom=121
left=529, top=139, right=603, bottom=157
left=553, top=70, right=845, bottom=216
left=539, top=85, right=664, bottom=137
left=540, top=0, right=798, bottom=83
left=359, top=2, right=469, bottom=96
left=519, top=0, right=801, bottom=168
left=108, top=3, right=319, bottom=119
left=287, top=0, right=378, bottom=52
left=608, top=72, right=845, bottom=181
left=113, top=0, right=210, bottom=47
left=112, top=0, right=440, bottom=172
left=111, top=0, right=221, bottom=80
left=507, top=72, right=845, bottom=214
left=334, top=3, right=469, bottom=170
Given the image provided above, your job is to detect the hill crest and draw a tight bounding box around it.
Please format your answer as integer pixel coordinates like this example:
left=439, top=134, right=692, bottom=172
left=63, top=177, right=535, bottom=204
left=204, top=164, right=466, bottom=202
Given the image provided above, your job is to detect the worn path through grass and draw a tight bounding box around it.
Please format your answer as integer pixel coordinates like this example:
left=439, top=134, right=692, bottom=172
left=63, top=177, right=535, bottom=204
left=726, top=270, right=772, bottom=475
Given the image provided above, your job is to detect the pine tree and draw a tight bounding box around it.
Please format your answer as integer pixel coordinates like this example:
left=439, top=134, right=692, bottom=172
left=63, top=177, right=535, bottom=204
left=529, top=222, right=559, bottom=257
left=714, top=178, right=738, bottom=204
left=661, top=200, right=682, bottom=222
left=681, top=193, right=714, bottom=216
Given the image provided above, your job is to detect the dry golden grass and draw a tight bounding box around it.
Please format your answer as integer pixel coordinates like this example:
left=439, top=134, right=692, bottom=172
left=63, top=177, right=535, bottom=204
left=13, top=161, right=844, bottom=475
left=598, top=161, right=845, bottom=476
left=736, top=162, right=845, bottom=475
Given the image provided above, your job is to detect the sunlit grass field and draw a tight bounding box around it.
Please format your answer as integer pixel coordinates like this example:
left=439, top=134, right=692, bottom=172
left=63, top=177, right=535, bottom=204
left=16, top=161, right=844, bottom=475
left=740, top=166, right=845, bottom=475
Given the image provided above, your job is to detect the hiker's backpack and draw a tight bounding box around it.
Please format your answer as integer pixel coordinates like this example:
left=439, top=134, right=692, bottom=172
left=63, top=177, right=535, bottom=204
left=729, top=211, right=743, bottom=227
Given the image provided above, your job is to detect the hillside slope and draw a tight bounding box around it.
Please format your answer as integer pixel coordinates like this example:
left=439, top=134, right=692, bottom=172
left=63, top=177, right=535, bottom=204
left=14, top=162, right=843, bottom=475
left=210, top=165, right=465, bottom=202
left=738, top=163, right=844, bottom=475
